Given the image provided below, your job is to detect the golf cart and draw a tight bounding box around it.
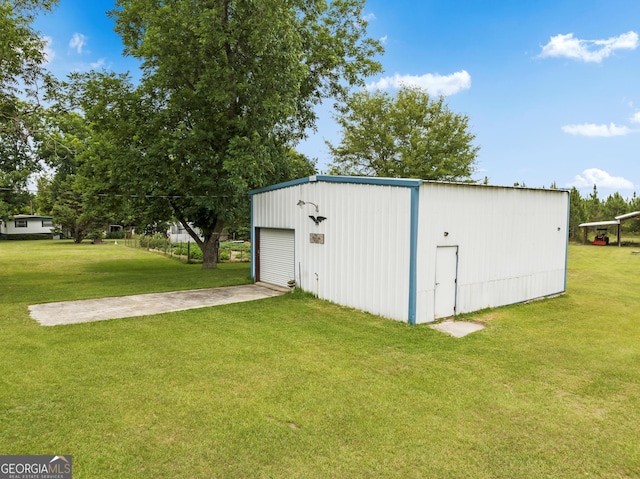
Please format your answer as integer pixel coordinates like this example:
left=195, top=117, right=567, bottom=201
left=592, top=228, right=610, bottom=246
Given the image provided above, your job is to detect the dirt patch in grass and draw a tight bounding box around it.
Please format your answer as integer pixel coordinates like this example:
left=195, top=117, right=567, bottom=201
left=471, top=312, right=503, bottom=324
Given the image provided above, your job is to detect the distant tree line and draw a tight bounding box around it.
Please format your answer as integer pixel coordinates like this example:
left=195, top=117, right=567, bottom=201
left=5, top=1, right=638, bottom=254
left=568, top=185, right=640, bottom=240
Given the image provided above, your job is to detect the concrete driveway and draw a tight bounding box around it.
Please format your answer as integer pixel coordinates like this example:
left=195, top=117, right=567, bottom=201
left=29, top=283, right=287, bottom=326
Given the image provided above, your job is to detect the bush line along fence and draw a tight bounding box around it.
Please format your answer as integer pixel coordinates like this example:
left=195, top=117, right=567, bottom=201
left=124, top=234, right=250, bottom=264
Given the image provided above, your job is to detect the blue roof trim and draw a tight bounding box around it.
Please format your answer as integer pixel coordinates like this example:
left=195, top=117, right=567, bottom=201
left=249, top=175, right=423, bottom=195
left=314, top=175, right=423, bottom=188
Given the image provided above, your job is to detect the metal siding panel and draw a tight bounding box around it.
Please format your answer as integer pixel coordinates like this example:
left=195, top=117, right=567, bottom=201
left=301, top=182, right=413, bottom=322
left=252, top=181, right=412, bottom=321
left=416, top=183, right=568, bottom=323
left=254, top=181, right=568, bottom=325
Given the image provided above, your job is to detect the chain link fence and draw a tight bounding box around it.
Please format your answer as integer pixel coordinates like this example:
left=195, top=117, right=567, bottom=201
left=123, top=234, right=250, bottom=264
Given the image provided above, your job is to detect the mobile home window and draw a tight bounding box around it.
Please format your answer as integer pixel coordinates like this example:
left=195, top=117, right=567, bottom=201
left=15, top=219, right=28, bottom=228
left=42, top=220, right=53, bottom=227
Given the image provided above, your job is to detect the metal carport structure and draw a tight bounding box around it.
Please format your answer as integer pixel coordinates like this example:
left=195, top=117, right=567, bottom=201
left=579, top=211, right=640, bottom=246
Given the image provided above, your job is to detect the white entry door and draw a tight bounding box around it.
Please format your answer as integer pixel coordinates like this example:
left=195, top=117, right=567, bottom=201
left=258, top=228, right=295, bottom=288
left=434, top=246, right=458, bottom=319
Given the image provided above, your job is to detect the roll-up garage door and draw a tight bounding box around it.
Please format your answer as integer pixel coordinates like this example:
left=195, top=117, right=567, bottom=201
left=258, top=228, right=295, bottom=288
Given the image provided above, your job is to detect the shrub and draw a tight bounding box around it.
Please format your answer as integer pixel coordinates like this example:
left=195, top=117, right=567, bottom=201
left=171, top=242, right=203, bottom=260
left=218, top=241, right=251, bottom=262
left=139, top=234, right=169, bottom=250
left=0, top=234, right=53, bottom=241
left=219, top=241, right=251, bottom=252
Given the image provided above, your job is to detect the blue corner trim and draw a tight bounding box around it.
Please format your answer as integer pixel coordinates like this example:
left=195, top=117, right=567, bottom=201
left=564, top=190, right=570, bottom=292
left=407, top=185, right=420, bottom=325
left=250, top=194, right=255, bottom=280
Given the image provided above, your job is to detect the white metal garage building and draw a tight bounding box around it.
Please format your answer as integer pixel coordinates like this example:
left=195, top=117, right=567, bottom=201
left=250, top=175, right=569, bottom=325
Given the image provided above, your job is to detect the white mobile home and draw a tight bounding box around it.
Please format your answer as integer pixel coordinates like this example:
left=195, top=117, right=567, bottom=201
left=167, top=223, right=230, bottom=244
left=0, top=215, right=55, bottom=239
left=250, top=176, right=569, bottom=325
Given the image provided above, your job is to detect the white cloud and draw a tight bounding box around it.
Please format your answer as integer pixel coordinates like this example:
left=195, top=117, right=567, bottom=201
left=72, top=58, right=109, bottom=72
left=630, top=112, right=640, bottom=124
left=539, top=31, right=638, bottom=63
left=366, top=70, right=471, bottom=96
left=561, top=122, right=635, bottom=137
left=362, top=12, right=376, bottom=22
left=69, top=33, right=87, bottom=54
left=90, top=58, right=106, bottom=69
left=568, top=168, right=634, bottom=190
left=42, top=35, right=55, bottom=64
left=379, top=35, right=388, bottom=45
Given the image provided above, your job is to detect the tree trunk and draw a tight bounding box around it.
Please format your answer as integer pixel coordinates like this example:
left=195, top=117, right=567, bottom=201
left=201, top=236, right=219, bottom=269
left=178, top=217, right=224, bottom=269
left=73, top=224, right=84, bottom=243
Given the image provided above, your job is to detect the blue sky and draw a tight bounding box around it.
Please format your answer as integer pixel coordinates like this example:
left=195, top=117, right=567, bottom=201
left=35, top=0, right=640, bottom=197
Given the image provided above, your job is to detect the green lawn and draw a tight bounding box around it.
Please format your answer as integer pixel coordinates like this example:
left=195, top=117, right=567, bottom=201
left=1, top=240, right=639, bottom=478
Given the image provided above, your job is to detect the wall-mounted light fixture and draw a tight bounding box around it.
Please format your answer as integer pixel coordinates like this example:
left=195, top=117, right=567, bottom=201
left=444, top=231, right=449, bottom=237
left=298, top=200, right=326, bottom=224
left=297, top=200, right=319, bottom=212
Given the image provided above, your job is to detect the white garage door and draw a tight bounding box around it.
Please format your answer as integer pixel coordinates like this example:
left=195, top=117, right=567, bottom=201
left=259, top=228, right=295, bottom=288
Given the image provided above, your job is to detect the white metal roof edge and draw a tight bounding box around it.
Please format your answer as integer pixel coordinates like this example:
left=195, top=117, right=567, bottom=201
left=615, top=211, right=640, bottom=221
left=578, top=220, right=619, bottom=227
left=579, top=211, right=640, bottom=227
left=250, top=175, right=570, bottom=196
left=11, top=214, right=54, bottom=220
left=421, top=179, right=570, bottom=193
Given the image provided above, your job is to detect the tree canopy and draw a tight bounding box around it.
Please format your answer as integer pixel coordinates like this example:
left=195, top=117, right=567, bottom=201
left=72, top=0, right=382, bottom=267
left=34, top=109, right=114, bottom=243
left=327, top=86, right=479, bottom=181
left=0, top=0, right=57, bottom=219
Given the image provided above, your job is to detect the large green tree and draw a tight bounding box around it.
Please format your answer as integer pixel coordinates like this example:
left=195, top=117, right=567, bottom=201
left=77, top=0, right=382, bottom=268
left=0, top=0, right=56, bottom=219
left=586, top=184, right=603, bottom=222
left=568, top=186, right=587, bottom=240
left=327, top=86, right=479, bottom=180
left=629, top=193, right=640, bottom=234
left=35, top=110, right=113, bottom=243
left=602, top=191, right=628, bottom=220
